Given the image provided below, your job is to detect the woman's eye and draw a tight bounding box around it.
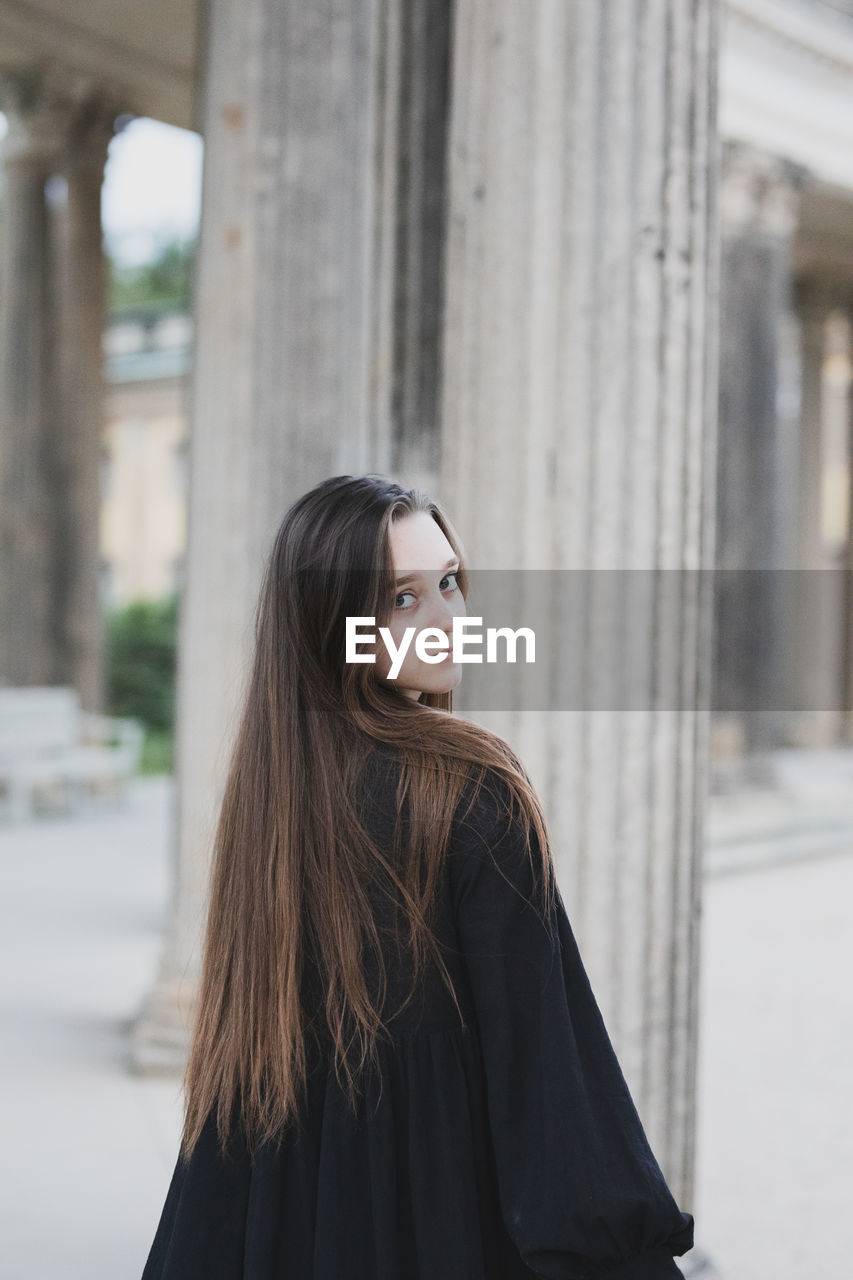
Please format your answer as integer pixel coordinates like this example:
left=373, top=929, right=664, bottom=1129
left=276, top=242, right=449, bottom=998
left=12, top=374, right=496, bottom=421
left=394, top=572, right=459, bottom=610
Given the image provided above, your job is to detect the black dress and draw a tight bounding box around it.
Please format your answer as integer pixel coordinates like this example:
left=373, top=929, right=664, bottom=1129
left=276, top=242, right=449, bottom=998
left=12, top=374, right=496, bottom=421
left=141, top=750, right=695, bottom=1279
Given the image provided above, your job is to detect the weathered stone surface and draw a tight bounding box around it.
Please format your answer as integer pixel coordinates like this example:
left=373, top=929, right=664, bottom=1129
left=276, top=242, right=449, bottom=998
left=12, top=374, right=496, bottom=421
left=132, top=0, right=419, bottom=1068
left=0, top=71, right=116, bottom=706
left=439, top=0, right=721, bottom=1210
left=0, top=71, right=68, bottom=685
left=715, top=140, right=807, bottom=754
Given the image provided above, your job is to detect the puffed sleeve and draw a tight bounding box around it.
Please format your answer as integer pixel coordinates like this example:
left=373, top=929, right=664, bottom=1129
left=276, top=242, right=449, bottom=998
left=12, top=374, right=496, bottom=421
left=448, top=769, right=695, bottom=1279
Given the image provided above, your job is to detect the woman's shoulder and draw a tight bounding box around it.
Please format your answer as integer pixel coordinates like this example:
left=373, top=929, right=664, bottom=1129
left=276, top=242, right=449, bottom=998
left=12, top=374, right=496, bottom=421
left=453, top=758, right=526, bottom=823
left=357, top=743, right=535, bottom=850
left=447, top=764, right=556, bottom=935
left=449, top=762, right=540, bottom=869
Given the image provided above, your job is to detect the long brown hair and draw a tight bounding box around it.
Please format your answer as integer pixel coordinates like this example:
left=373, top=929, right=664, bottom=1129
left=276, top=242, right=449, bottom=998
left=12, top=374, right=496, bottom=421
left=180, top=474, right=556, bottom=1161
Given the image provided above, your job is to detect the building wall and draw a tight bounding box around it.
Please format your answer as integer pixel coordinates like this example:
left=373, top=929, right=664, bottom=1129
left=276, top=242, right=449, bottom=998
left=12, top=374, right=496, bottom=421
left=100, top=320, right=190, bottom=608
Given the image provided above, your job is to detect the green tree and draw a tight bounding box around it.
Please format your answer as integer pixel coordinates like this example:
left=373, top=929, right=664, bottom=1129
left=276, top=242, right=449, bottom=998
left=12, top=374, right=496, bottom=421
left=107, top=236, right=197, bottom=319
left=105, top=595, right=179, bottom=773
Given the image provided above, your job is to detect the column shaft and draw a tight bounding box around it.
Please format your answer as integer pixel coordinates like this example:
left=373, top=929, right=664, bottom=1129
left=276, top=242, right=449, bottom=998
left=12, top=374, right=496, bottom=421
left=53, top=104, right=115, bottom=711
left=838, top=308, right=853, bottom=742
left=0, top=75, right=112, bottom=709
left=715, top=141, right=807, bottom=754
left=390, top=0, right=452, bottom=492
left=440, top=0, right=720, bottom=1207
left=132, top=0, right=410, bottom=1070
left=0, top=79, right=63, bottom=684
left=784, top=287, right=841, bottom=745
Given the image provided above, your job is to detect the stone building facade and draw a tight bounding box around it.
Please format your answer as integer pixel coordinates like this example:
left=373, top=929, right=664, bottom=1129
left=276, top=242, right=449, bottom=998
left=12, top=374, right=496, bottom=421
left=100, top=312, right=191, bottom=608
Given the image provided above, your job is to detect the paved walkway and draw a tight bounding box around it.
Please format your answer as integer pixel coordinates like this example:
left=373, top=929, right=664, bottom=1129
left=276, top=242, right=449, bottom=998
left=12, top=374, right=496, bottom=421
left=696, top=747, right=853, bottom=1280
left=0, top=777, right=182, bottom=1280
left=1, top=751, right=851, bottom=1279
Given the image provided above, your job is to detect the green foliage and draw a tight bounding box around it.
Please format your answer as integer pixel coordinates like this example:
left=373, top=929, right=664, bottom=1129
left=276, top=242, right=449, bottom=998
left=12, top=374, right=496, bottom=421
left=107, top=236, right=197, bottom=319
left=105, top=595, right=179, bottom=736
left=139, top=728, right=175, bottom=777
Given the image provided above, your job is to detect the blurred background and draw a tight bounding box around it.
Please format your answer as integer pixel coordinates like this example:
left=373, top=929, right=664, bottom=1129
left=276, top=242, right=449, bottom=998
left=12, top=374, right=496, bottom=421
left=1, top=2, right=852, bottom=1277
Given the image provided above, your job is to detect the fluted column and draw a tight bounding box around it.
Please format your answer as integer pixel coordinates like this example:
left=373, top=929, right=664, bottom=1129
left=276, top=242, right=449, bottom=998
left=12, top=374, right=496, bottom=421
left=835, top=308, right=853, bottom=744
left=389, top=0, right=453, bottom=494
left=715, top=140, right=807, bottom=755
left=784, top=285, right=833, bottom=746
left=51, top=100, right=117, bottom=712
left=0, top=74, right=113, bottom=704
left=132, top=0, right=413, bottom=1070
left=820, top=308, right=853, bottom=745
left=440, top=1, right=720, bottom=1211
left=0, top=73, right=66, bottom=684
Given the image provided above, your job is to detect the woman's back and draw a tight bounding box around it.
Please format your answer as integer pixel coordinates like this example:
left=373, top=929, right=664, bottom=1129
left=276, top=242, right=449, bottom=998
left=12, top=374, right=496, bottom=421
left=141, top=749, right=693, bottom=1279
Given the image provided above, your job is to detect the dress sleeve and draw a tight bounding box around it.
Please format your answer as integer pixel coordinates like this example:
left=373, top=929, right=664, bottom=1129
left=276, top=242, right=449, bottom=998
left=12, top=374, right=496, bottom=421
left=448, top=770, right=695, bottom=1280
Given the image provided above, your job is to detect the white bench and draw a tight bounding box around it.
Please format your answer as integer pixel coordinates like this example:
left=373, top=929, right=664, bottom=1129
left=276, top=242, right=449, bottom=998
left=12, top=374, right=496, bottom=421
left=0, top=686, right=145, bottom=822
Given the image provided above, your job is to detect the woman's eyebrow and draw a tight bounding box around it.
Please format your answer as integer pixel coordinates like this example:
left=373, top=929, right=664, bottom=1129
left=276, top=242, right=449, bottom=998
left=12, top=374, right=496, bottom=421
left=395, top=558, right=459, bottom=587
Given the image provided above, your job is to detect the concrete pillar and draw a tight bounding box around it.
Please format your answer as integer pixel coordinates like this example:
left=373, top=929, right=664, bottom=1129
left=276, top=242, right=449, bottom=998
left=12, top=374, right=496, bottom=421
left=131, top=0, right=415, bottom=1070
left=714, top=140, right=807, bottom=756
left=440, top=1, right=720, bottom=1211
left=0, top=72, right=66, bottom=684
left=52, top=100, right=117, bottom=712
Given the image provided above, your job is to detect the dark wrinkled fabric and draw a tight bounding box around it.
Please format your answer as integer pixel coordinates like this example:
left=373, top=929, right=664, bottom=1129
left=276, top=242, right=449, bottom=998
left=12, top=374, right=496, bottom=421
left=141, top=750, right=694, bottom=1279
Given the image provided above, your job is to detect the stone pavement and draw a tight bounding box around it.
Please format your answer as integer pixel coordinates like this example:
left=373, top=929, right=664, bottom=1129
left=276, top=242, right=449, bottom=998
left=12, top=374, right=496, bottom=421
left=0, top=776, right=182, bottom=1280
left=694, top=747, right=853, bottom=1280
left=1, top=752, right=851, bottom=1280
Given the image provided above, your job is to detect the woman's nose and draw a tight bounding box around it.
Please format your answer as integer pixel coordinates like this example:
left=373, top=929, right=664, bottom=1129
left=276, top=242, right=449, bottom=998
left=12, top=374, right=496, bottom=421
left=429, top=593, right=461, bottom=634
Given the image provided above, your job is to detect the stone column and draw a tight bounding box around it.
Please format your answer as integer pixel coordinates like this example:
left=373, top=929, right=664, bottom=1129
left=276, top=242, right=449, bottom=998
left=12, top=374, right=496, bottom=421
left=389, top=0, right=453, bottom=495
left=714, top=141, right=807, bottom=757
left=0, top=73, right=66, bottom=685
left=823, top=308, right=853, bottom=745
left=51, top=99, right=118, bottom=713
left=131, top=0, right=413, bottom=1070
left=836, top=308, right=853, bottom=744
left=440, top=1, right=720, bottom=1212
left=784, top=284, right=843, bottom=747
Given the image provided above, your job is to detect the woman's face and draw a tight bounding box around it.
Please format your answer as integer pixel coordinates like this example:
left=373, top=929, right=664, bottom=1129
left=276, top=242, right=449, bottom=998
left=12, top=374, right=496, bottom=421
left=374, top=511, right=466, bottom=701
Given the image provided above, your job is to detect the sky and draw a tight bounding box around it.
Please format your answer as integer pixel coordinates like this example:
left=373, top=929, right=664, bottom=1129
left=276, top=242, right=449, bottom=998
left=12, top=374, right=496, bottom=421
left=102, top=117, right=203, bottom=265
left=0, top=112, right=203, bottom=266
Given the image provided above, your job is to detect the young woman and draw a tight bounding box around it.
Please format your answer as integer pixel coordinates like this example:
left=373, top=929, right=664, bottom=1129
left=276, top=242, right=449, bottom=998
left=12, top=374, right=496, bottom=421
left=141, top=473, right=695, bottom=1279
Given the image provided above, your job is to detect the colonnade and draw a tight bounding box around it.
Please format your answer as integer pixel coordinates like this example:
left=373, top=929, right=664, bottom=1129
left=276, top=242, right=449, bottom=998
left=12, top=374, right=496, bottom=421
left=0, top=72, right=118, bottom=710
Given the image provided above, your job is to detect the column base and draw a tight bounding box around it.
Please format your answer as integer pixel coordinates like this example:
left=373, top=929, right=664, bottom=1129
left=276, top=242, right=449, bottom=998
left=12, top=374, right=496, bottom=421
left=128, top=968, right=197, bottom=1077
